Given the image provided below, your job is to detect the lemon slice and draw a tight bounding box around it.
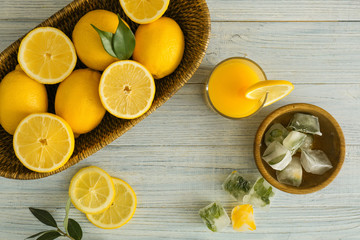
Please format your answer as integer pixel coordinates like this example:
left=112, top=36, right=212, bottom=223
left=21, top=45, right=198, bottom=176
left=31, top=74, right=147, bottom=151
left=119, top=0, right=169, bottom=24
left=18, top=27, right=77, bottom=84
left=13, top=113, right=75, bottom=173
left=86, top=177, right=137, bottom=229
left=99, top=60, right=155, bottom=119
left=231, top=204, right=256, bottom=232
left=245, top=80, right=294, bottom=107
left=69, top=166, right=115, bottom=214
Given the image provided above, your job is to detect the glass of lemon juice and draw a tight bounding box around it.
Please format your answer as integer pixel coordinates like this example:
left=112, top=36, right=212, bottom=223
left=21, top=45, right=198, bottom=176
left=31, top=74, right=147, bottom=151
left=205, top=57, right=268, bottom=119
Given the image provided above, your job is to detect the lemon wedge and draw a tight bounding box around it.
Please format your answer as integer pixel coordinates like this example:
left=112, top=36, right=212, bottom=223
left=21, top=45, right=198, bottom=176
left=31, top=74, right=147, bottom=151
left=13, top=113, right=74, bottom=173
left=86, top=177, right=137, bottom=229
left=231, top=204, right=256, bottom=232
left=18, top=27, right=76, bottom=84
left=119, top=0, right=169, bottom=24
left=245, top=80, right=294, bottom=107
left=69, top=166, right=115, bottom=214
left=99, top=60, right=155, bottom=119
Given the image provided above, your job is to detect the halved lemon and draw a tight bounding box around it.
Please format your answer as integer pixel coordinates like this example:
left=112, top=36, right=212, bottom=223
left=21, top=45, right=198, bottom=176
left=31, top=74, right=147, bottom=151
left=245, top=80, right=294, bottom=107
left=13, top=113, right=75, bottom=173
left=119, top=0, right=169, bottom=24
left=69, top=166, right=115, bottom=214
left=18, top=27, right=77, bottom=84
left=99, top=60, right=155, bottom=119
left=86, top=177, right=137, bottom=229
left=231, top=204, right=256, bottom=232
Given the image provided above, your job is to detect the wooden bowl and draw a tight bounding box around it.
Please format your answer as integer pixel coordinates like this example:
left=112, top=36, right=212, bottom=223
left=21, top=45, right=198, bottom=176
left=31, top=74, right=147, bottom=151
left=0, top=0, right=210, bottom=179
left=254, top=103, right=345, bottom=194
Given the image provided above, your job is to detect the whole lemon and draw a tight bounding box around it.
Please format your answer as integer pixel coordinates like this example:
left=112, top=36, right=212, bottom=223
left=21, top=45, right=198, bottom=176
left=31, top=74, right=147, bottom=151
left=55, top=68, right=106, bottom=135
left=72, top=10, right=120, bottom=71
left=0, top=69, right=48, bottom=135
left=132, top=17, right=184, bottom=79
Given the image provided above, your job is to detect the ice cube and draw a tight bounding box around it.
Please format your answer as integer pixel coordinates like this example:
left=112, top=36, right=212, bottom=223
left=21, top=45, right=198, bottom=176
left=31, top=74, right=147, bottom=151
left=222, top=171, right=251, bottom=201
left=300, top=149, right=333, bottom=175
left=243, top=178, right=275, bottom=208
left=264, top=123, right=289, bottom=146
left=283, top=131, right=307, bottom=155
left=300, top=134, right=314, bottom=150
left=262, top=141, right=292, bottom=171
left=288, top=113, right=322, bottom=136
left=199, top=202, right=230, bottom=232
left=231, top=204, right=256, bottom=232
left=276, top=156, right=303, bottom=187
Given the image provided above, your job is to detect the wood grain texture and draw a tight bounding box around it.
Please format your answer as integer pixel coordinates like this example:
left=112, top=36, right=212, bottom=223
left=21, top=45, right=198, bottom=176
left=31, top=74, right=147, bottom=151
left=1, top=0, right=360, bottom=239
left=207, top=0, right=360, bottom=22
left=0, top=0, right=360, bottom=21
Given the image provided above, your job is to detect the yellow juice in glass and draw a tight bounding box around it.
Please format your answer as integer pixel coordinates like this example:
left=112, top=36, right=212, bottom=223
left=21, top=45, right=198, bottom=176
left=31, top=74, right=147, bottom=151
left=205, top=58, right=266, bottom=119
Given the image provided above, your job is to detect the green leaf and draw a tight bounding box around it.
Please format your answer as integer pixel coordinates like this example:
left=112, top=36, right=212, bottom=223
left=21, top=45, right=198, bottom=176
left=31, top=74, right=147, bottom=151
left=237, top=176, right=251, bottom=192
left=29, top=208, right=57, bottom=228
left=268, top=154, right=286, bottom=165
left=254, top=178, right=274, bottom=205
left=26, top=231, right=48, bottom=239
left=270, top=129, right=283, bottom=138
left=199, top=202, right=226, bottom=232
left=36, top=230, right=61, bottom=240
left=112, top=14, right=135, bottom=60
left=68, top=218, right=83, bottom=240
left=91, top=24, right=117, bottom=58
left=63, top=197, right=71, bottom=234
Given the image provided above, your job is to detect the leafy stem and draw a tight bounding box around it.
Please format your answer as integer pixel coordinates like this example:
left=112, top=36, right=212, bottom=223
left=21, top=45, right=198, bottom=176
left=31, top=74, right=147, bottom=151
left=57, top=227, right=75, bottom=240
left=27, top=198, right=82, bottom=240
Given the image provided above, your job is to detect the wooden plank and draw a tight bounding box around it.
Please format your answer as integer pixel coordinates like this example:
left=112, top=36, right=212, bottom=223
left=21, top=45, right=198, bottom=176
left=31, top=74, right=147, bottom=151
left=96, top=82, right=358, bottom=146
left=0, top=0, right=359, bottom=21
left=202, top=22, right=360, bottom=84
left=0, top=0, right=72, bottom=20
left=207, top=0, right=360, bottom=22
left=1, top=21, right=360, bottom=84
left=0, top=145, right=359, bottom=209
left=1, top=205, right=360, bottom=239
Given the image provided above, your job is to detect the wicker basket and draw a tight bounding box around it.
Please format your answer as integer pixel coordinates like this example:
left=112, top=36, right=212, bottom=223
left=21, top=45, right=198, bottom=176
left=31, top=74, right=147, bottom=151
left=0, top=0, right=210, bottom=179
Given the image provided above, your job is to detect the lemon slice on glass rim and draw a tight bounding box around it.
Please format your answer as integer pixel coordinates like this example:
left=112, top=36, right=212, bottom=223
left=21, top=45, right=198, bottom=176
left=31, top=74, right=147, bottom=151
left=245, top=80, right=294, bottom=107
left=119, top=0, right=170, bottom=24
left=86, top=177, right=137, bottom=229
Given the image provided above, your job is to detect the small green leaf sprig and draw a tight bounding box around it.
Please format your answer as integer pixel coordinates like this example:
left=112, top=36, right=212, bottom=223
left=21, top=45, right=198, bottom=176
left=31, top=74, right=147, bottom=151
left=27, top=198, right=82, bottom=240
left=91, top=14, right=135, bottom=60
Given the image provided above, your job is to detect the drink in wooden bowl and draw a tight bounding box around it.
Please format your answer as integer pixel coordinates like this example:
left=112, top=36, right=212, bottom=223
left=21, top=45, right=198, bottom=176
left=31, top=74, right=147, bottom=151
left=205, top=57, right=267, bottom=119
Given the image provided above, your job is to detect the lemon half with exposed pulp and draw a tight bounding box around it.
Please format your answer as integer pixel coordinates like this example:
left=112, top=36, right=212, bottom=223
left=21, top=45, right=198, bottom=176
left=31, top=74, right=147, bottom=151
left=13, top=113, right=74, bottom=173
left=119, top=0, right=169, bottom=24
left=86, top=177, right=137, bottom=229
left=99, top=60, right=155, bottom=119
left=18, top=27, right=76, bottom=84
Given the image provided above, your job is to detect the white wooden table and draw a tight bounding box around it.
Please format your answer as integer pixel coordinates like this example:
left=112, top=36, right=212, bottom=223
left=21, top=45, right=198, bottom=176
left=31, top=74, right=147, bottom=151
left=1, top=0, right=360, bottom=239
